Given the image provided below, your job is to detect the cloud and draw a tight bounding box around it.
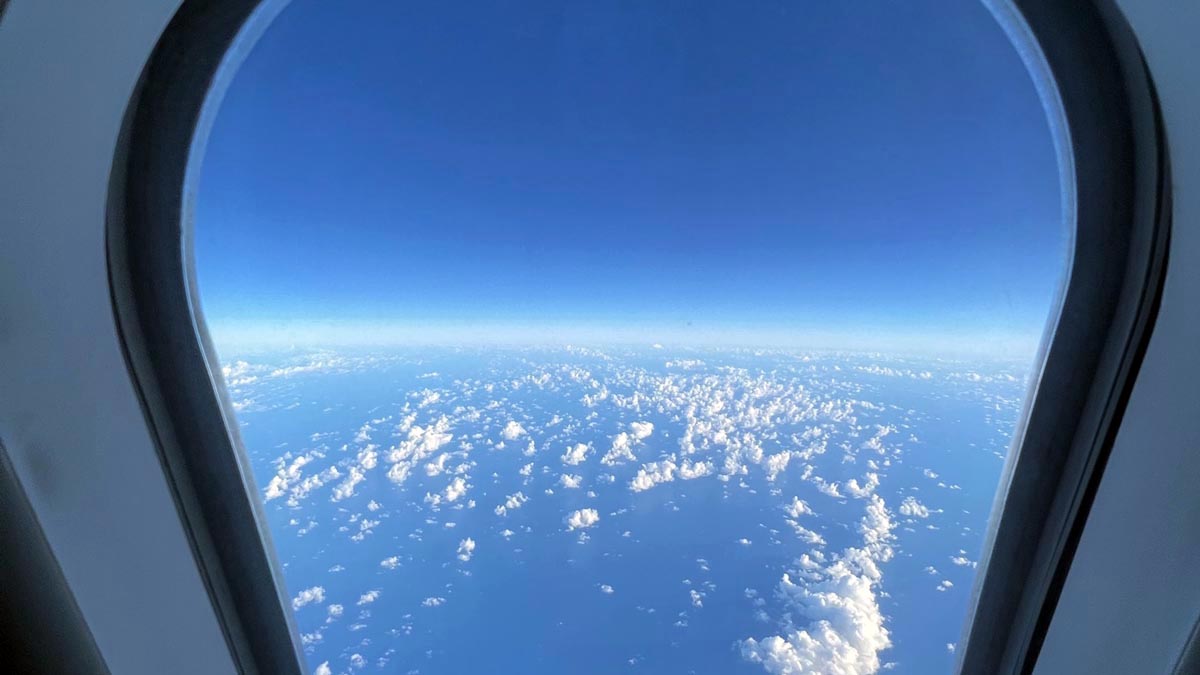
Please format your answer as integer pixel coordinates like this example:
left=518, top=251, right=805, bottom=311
left=494, top=491, right=529, bottom=516
left=601, top=422, right=655, bottom=465
left=457, top=537, right=476, bottom=562
left=502, top=420, right=527, bottom=440
left=380, top=556, right=400, bottom=570
left=422, top=597, right=446, bottom=607
left=425, top=476, right=471, bottom=507
left=844, top=473, right=880, bottom=499
left=264, top=450, right=341, bottom=507
left=314, top=662, right=332, bottom=675
left=600, top=584, right=615, bottom=594
left=742, top=495, right=895, bottom=675
left=630, top=457, right=714, bottom=492
left=785, top=521, right=826, bottom=546
left=238, top=348, right=1006, bottom=675
left=292, top=586, right=325, bottom=610
left=331, top=465, right=367, bottom=502
left=601, top=432, right=636, bottom=466
left=444, top=473, right=470, bottom=504
left=221, top=360, right=261, bottom=387
left=301, top=630, right=323, bottom=647
left=424, top=453, right=450, bottom=477
left=784, top=497, right=815, bottom=518
left=562, top=443, right=591, bottom=466
left=357, top=590, right=380, bottom=606
left=386, top=417, right=455, bottom=487
left=949, top=549, right=976, bottom=567
left=268, top=355, right=348, bottom=379
left=898, top=496, right=931, bottom=518
left=565, top=508, right=600, bottom=530
left=763, top=451, right=797, bottom=482
left=630, top=421, right=654, bottom=440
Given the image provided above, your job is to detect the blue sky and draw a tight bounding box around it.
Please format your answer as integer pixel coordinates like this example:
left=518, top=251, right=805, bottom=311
left=194, top=0, right=1066, bottom=356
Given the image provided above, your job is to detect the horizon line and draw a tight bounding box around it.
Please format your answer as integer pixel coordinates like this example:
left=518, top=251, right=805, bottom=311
left=202, top=318, right=1048, bottom=360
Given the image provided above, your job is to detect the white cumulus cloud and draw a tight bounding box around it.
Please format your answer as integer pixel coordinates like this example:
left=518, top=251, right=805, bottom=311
left=630, top=457, right=714, bottom=492
left=630, top=421, right=654, bottom=440
left=292, top=586, right=325, bottom=610
left=457, top=537, right=476, bottom=562
left=501, top=420, right=527, bottom=440
left=742, top=495, right=895, bottom=675
left=565, top=508, right=600, bottom=530
left=494, top=491, right=529, bottom=516
left=898, top=496, right=931, bottom=519
left=562, top=443, right=591, bottom=466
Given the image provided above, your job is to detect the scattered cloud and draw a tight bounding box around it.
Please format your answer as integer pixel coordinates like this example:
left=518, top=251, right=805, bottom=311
left=630, top=421, right=654, bottom=440
left=292, top=586, right=325, bottom=610
left=565, top=508, right=600, bottom=530
left=562, top=443, right=591, bottom=466
left=899, top=496, right=931, bottom=519
left=630, top=457, right=714, bottom=492
left=494, top=491, right=529, bottom=516
left=742, top=495, right=896, bottom=675
left=457, top=537, right=476, bottom=562
left=784, top=497, right=815, bottom=518
left=502, top=420, right=527, bottom=440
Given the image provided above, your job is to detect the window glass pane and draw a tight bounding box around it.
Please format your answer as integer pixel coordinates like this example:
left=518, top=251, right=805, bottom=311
left=194, top=1, right=1066, bottom=673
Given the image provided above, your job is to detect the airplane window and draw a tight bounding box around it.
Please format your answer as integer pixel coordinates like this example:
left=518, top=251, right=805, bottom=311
left=191, top=1, right=1067, bottom=673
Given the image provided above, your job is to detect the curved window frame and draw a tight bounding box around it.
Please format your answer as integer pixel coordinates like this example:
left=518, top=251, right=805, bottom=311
left=958, top=1, right=1170, bottom=672
left=107, top=2, right=304, bottom=674
left=104, top=2, right=1170, bottom=674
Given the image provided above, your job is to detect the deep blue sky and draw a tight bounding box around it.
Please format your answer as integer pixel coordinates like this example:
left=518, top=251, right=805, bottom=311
left=194, top=0, right=1066, bottom=356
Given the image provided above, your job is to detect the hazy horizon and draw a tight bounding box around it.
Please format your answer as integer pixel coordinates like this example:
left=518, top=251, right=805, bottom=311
left=203, top=317, right=1051, bottom=362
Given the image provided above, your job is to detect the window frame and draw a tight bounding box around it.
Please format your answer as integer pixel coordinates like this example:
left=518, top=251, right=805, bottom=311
left=103, top=2, right=1170, bottom=674
left=956, top=1, right=1170, bottom=672
left=107, top=2, right=304, bottom=674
